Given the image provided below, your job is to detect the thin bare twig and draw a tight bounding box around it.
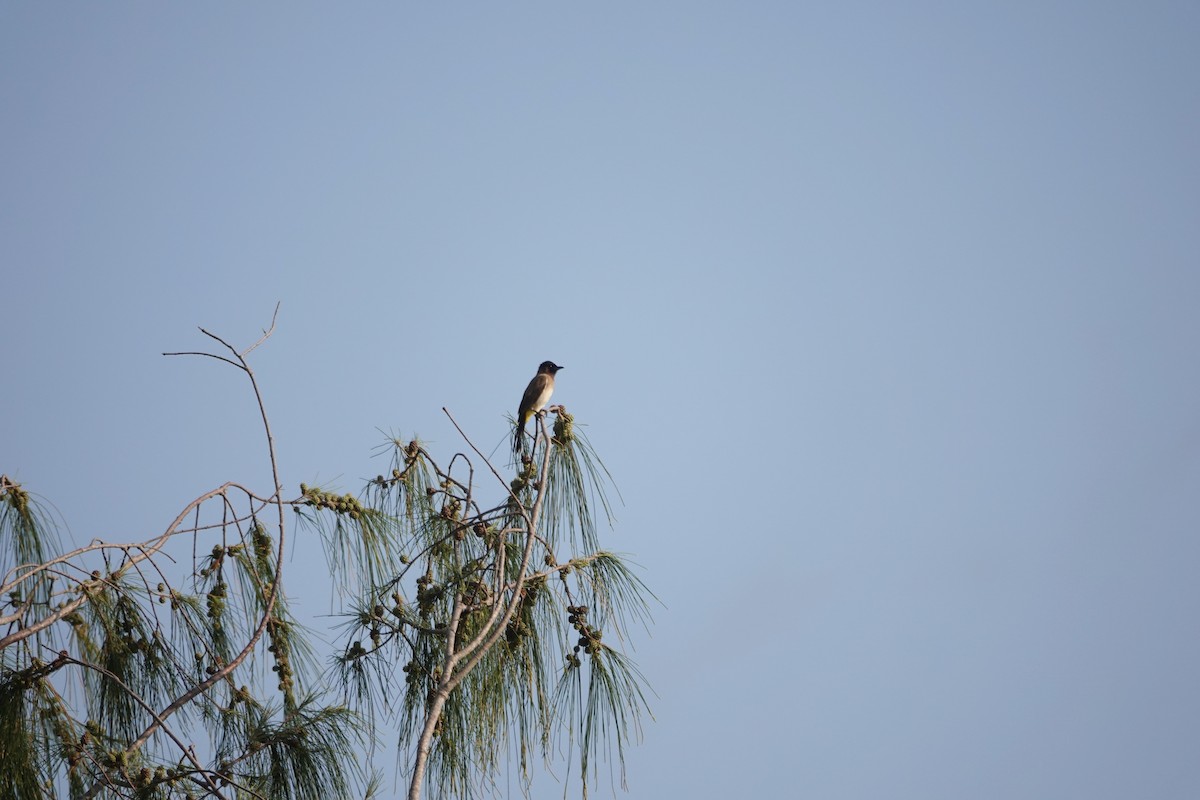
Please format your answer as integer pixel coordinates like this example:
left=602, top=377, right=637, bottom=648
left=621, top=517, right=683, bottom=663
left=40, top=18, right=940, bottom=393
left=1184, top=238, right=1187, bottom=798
left=161, top=350, right=243, bottom=370
left=129, top=317, right=289, bottom=752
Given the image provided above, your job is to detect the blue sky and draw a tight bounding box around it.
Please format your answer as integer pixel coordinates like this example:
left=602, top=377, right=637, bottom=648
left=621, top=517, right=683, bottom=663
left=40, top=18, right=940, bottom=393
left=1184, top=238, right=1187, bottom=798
left=4, top=3, right=1199, bottom=798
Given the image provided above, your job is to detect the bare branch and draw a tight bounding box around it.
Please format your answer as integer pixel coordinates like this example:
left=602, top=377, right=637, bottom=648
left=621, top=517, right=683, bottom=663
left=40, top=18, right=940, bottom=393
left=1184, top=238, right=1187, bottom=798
left=161, top=350, right=243, bottom=370
left=241, top=301, right=281, bottom=357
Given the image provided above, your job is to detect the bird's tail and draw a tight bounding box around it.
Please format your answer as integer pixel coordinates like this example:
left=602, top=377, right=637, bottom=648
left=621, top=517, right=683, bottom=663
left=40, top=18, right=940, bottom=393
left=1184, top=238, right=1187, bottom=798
left=512, top=417, right=526, bottom=457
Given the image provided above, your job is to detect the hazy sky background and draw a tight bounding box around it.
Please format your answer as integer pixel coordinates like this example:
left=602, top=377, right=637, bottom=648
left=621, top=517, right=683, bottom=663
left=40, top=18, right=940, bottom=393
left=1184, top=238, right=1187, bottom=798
left=4, top=3, right=1199, bottom=798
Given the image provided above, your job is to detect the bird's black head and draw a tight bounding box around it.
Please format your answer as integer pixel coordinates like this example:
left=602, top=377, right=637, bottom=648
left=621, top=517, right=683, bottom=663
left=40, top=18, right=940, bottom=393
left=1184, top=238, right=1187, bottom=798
left=538, top=361, right=563, bottom=374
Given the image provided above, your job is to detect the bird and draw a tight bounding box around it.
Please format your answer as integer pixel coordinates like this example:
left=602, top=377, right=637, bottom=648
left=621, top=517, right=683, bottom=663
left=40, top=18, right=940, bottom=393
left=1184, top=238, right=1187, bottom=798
left=513, top=361, right=563, bottom=456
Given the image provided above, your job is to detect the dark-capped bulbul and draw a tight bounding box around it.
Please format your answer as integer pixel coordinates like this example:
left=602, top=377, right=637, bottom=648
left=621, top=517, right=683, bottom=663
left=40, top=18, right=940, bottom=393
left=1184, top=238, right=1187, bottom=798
left=513, top=361, right=563, bottom=456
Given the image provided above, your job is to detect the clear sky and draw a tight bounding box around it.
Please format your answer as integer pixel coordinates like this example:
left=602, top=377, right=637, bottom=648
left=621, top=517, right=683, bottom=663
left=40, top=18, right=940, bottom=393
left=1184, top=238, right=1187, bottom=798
left=4, top=3, right=1199, bottom=798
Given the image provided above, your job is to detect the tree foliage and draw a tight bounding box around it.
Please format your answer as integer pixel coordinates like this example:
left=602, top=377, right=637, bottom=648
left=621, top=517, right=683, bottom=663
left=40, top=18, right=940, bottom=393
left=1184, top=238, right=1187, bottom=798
left=0, top=318, right=652, bottom=800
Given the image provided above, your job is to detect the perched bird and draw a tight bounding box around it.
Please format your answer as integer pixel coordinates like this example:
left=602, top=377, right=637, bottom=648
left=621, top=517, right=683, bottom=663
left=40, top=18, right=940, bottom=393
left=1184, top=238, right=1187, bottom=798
left=513, top=361, right=563, bottom=456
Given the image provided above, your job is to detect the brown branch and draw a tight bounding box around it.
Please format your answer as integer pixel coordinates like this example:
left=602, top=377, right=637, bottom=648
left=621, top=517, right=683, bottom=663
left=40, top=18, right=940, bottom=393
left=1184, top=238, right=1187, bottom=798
left=0, top=485, right=233, bottom=651
left=129, top=319, right=289, bottom=753
left=161, top=350, right=242, bottom=370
